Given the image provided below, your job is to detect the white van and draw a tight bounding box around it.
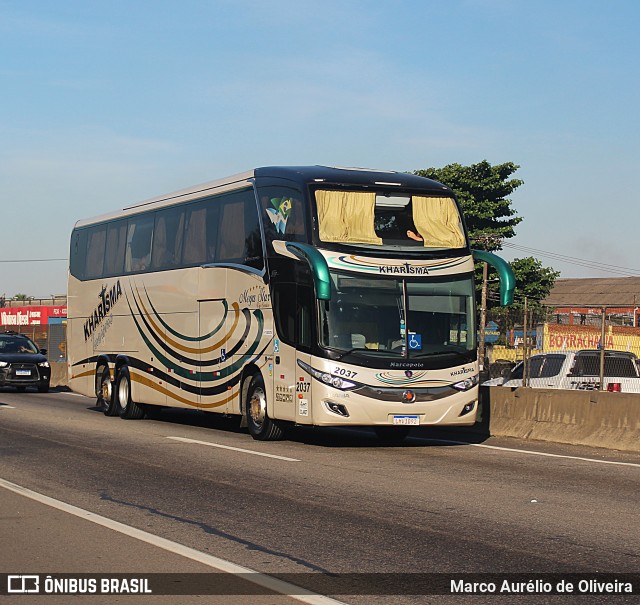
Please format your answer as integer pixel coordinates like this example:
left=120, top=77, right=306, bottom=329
left=489, top=349, right=640, bottom=392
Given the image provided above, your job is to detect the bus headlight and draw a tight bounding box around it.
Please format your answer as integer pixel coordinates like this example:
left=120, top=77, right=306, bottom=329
left=452, top=374, right=479, bottom=391
left=297, top=360, right=359, bottom=391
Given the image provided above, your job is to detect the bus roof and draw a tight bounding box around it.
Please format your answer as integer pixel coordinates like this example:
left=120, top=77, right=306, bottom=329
left=73, top=165, right=451, bottom=229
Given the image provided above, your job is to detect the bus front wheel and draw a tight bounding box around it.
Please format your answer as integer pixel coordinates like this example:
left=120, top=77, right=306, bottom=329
left=96, top=364, right=117, bottom=416
left=245, top=374, right=284, bottom=441
left=117, top=367, right=145, bottom=420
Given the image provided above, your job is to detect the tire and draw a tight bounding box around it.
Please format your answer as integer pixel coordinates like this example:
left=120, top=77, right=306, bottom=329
left=116, top=367, right=145, bottom=420
left=96, top=364, right=118, bottom=416
left=38, top=382, right=50, bottom=393
left=245, top=374, right=284, bottom=441
left=374, top=426, right=411, bottom=445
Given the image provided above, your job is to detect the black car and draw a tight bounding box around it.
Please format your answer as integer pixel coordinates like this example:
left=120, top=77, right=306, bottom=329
left=0, top=331, right=51, bottom=392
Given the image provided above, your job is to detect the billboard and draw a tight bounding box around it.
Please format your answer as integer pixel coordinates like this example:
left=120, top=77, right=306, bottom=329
left=0, top=306, right=67, bottom=327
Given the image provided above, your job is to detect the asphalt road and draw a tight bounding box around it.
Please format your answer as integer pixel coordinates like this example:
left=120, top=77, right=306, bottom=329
left=1, top=388, right=639, bottom=604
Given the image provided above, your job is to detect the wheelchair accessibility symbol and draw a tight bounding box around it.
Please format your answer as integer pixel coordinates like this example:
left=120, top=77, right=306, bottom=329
left=408, top=332, right=422, bottom=350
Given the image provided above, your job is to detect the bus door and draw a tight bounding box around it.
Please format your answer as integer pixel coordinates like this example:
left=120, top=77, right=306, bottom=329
left=272, top=282, right=314, bottom=423
left=198, top=296, right=229, bottom=413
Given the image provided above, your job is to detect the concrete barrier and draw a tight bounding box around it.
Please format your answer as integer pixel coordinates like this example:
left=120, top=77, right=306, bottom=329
left=50, top=362, right=69, bottom=389
left=481, top=386, right=640, bottom=453
left=46, top=364, right=639, bottom=452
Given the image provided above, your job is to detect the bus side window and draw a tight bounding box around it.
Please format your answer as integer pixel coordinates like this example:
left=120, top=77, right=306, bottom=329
left=257, top=185, right=307, bottom=254
left=217, top=197, right=246, bottom=262
left=125, top=214, right=154, bottom=273
left=70, top=229, right=88, bottom=280
left=297, top=285, right=313, bottom=351
left=85, top=225, right=107, bottom=279
left=214, top=190, right=264, bottom=270
left=151, top=207, right=185, bottom=270
left=183, top=203, right=207, bottom=266
left=272, top=283, right=313, bottom=351
left=104, top=220, right=127, bottom=276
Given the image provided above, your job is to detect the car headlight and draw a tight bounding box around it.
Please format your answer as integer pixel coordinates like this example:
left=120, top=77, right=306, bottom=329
left=452, top=374, right=479, bottom=391
left=297, top=360, right=359, bottom=391
left=0, top=361, right=8, bottom=367
left=38, top=361, right=50, bottom=368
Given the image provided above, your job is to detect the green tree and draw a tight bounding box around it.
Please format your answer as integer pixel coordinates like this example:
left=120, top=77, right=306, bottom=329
left=487, top=257, right=561, bottom=333
left=413, top=160, right=560, bottom=335
left=13, top=293, right=28, bottom=301
left=414, top=160, right=523, bottom=251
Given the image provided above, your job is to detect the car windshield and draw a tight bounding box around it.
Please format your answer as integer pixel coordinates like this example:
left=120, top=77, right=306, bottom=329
left=318, top=271, right=476, bottom=360
left=0, top=335, right=39, bottom=354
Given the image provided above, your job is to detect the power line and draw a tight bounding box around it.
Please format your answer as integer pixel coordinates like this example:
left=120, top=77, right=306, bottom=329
left=0, top=258, right=66, bottom=263
left=501, top=242, right=640, bottom=276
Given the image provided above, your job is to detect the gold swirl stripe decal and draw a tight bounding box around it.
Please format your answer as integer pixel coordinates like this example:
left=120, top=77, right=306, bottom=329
left=134, top=288, right=241, bottom=354
left=131, top=371, right=233, bottom=409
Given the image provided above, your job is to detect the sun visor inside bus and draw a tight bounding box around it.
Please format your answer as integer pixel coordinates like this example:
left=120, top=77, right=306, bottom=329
left=284, top=242, right=331, bottom=300
left=471, top=249, right=516, bottom=306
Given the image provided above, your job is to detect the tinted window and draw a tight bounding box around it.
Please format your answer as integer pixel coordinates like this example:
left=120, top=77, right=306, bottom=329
left=151, top=206, right=185, bottom=270
left=529, top=354, right=566, bottom=378
left=182, top=202, right=209, bottom=266
left=573, top=353, right=639, bottom=378
left=257, top=185, right=307, bottom=254
left=70, top=229, right=88, bottom=279
left=215, top=190, right=264, bottom=270
left=85, top=225, right=107, bottom=279
left=104, top=220, right=127, bottom=276
left=272, top=282, right=313, bottom=352
left=124, top=214, right=154, bottom=273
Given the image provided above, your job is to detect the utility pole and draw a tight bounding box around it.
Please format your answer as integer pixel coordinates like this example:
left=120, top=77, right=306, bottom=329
left=523, top=296, right=529, bottom=387
left=478, top=261, right=488, bottom=374
left=599, top=306, right=607, bottom=390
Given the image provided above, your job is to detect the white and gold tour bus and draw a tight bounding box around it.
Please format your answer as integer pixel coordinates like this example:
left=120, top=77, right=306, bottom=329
left=68, top=166, right=515, bottom=442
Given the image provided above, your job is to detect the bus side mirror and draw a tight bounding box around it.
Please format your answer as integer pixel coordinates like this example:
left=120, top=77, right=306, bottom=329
left=471, top=250, right=516, bottom=306
left=285, top=242, right=331, bottom=301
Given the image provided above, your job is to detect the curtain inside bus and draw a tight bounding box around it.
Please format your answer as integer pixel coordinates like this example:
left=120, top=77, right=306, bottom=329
left=316, top=191, right=382, bottom=245
left=411, top=196, right=465, bottom=248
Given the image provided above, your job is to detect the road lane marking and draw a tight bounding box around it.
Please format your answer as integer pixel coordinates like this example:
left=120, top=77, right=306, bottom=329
left=0, top=477, right=346, bottom=605
left=167, top=436, right=301, bottom=462
left=424, top=438, right=640, bottom=468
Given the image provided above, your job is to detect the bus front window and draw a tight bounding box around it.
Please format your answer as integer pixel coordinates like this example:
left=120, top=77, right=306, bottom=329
left=319, top=271, right=476, bottom=361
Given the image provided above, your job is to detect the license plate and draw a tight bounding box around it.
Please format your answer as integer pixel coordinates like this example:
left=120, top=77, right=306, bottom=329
left=393, top=415, right=419, bottom=425
left=16, top=370, right=31, bottom=376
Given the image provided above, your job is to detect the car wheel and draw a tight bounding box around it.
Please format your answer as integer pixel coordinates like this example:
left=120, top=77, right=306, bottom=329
left=96, top=364, right=118, bottom=416
left=117, top=366, right=145, bottom=420
left=245, top=374, right=284, bottom=441
left=38, top=383, right=50, bottom=393
left=374, top=426, right=411, bottom=445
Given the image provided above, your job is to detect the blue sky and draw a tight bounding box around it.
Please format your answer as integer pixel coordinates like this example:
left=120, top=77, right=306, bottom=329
left=1, top=0, right=639, bottom=297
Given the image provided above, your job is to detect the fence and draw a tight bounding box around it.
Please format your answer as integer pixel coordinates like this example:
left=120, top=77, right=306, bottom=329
left=484, top=304, right=640, bottom=392
left=4, top=323, right=67, bottom=362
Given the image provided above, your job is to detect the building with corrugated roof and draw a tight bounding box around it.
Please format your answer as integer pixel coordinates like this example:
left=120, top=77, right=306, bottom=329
left=544, top=277, right=640, bottom=327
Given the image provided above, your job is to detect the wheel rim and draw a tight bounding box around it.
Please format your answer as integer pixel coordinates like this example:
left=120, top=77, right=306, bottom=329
left=249, top=386, right=267, bottom=428
left=100, top=374, right=112, bottom=403
left=118, top=374, right=130, bottom=410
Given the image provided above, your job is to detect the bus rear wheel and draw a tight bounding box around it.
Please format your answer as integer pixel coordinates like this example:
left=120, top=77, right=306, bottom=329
left=245, top=374, right=283, bottom=441
left=96, top=364, right=118, bottom=416
left=117, top=367, right=145, bottom=420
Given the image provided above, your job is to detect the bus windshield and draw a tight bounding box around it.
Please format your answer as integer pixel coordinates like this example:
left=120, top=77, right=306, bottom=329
left=319, top=271, right=476, bottom=360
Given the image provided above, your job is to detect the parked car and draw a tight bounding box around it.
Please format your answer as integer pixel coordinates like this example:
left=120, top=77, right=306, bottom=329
left=0, top=331, right=51, bottom=392
left=485, top=349, right=640, bottom=392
